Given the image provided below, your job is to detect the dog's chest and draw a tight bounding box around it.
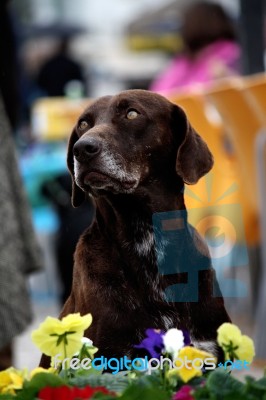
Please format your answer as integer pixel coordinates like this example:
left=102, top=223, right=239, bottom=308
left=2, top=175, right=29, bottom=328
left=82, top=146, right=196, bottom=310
left=132, top=220, right=155, bottom=258
left=118, top=218, right=171, bottom=300
left=77, top=219, right=184, bottom=333
left=124, top=219, right=168, bottom=263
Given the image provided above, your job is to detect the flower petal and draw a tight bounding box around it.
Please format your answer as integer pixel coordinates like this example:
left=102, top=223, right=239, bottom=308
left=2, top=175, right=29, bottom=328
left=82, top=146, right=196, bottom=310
left=163, top=328, right=184, bottom=358
left=217, top=323, right=242, bottom=348
left=134, top=329, right=164, bottom=358
left=31, top=313, right=92, bottom=358
left=235, top=335, right=255, bottom=363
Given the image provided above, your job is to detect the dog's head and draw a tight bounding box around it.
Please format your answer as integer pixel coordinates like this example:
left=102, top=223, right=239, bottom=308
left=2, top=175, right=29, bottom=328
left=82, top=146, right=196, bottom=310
left=67, top=90, right=213, bottom=206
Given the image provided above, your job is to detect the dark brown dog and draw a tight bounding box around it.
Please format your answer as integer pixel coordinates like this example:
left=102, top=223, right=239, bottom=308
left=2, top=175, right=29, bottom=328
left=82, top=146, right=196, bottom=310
left=41, top=90, right=230, bottom=366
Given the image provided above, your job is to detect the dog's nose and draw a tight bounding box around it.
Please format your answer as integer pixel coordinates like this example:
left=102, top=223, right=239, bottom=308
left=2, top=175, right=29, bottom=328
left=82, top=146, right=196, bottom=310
left=73, top=138, right=102, bottom=161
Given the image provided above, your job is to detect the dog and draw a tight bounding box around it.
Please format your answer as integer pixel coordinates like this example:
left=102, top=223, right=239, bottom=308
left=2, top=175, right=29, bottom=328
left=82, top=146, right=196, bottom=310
left=41, top=90, right=230, bottom=367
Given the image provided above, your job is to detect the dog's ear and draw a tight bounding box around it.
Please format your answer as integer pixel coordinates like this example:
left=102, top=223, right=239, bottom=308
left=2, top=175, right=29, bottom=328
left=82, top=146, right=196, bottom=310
left=67, top=128, right=85, bottom=207
left=172, top=105, right=214, bottom=184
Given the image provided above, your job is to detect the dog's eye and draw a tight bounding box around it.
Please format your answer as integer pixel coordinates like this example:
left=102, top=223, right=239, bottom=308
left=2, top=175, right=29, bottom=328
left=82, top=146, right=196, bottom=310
left=78, top=120, right=89, bottom=130
left=126, top=110, right=138, bottom=120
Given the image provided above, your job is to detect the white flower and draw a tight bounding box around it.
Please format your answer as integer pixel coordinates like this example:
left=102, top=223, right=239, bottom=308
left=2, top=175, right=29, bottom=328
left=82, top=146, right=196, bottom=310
left=73, top=337, right=94, bottom=357
left=81, top=337, right=93, bottom=346
left=163, top=328, right=184, bottom=358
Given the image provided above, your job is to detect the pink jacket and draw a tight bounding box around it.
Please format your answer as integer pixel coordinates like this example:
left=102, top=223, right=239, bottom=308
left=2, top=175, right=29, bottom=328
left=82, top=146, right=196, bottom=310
left=150, top=40, right=241, bottom=94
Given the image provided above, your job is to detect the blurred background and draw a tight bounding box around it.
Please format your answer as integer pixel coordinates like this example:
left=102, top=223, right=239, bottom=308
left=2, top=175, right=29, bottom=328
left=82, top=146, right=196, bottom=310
left=0, top=0, right=266, bottom=376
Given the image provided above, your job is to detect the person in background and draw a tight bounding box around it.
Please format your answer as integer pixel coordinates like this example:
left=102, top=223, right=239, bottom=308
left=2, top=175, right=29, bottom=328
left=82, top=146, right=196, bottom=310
left=150, top=1, right=241, bottom=94
left=0, top=94, right=42, bottom=370
left=0, top=1, right=42, bottom=370
left=0, top=0, right=20, bottom=131
left=36, top=36, right=86, bottom=97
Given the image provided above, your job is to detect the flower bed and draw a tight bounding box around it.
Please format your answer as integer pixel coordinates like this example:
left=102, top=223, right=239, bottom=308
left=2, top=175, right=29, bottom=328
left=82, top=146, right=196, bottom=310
left=0, top=313, right=265, bottom=400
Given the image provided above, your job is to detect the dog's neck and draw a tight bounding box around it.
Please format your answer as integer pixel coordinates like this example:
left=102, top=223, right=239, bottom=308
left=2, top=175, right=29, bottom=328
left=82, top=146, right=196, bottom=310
left=86, top=182, right=187, bottom=301
left=94, top=181, right=186, bottom=262
left=95, top=180, right=185, bottom=228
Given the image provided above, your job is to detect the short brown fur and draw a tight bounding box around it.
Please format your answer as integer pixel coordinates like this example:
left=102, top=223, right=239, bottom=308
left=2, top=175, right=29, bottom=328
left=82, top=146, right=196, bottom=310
left=40, top=90, right=230, bottom=367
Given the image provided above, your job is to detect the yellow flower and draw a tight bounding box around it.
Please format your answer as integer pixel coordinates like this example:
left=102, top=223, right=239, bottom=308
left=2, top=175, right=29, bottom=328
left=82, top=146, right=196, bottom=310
left=79, top=337, right=98, bottom=359
left=0, top=368, right=25, bottom=394
left=168, top=346, right=215, bottom=383
left=31, top=313, right=92, bottom=358
left=86, top=345, right=98, bottom=359
left=217, top=323, right=242, bottom=349
left=235, top=335, right=255, bottom=363
left=217, top=323, right=255, bottom=362
left=30, top=367, right=56, bottom=378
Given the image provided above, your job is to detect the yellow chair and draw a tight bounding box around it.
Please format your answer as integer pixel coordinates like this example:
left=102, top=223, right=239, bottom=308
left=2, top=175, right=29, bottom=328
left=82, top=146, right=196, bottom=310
left=31, top=97, right=91, bottom=141
left=242, top=73, right=266, bottom=119
left=168, top=92, right=251, bottom=243
left=204, top=78, right=264, bottom=244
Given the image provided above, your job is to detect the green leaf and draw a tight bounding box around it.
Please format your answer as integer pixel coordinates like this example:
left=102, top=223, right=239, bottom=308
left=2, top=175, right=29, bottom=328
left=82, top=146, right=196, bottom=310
left=69, top=371, right=130, bottom=394
left=206, top=369, right=244, bottom=399
left=72, top=366, right=103, bottom=378
left=243, top=375, right=266, bottom=399
left=118, top=374, right=171, bottom=400
left=92, top=394, right=117, bottom=400
left=28, top=372, right=66, bottom=387
left=193, top=384, right=212, bottom=400
left=246, top=376, right=266, bottom=391
left=119, top=383, right=170, bottom=400
left=0, top=394, right=16, bottom=400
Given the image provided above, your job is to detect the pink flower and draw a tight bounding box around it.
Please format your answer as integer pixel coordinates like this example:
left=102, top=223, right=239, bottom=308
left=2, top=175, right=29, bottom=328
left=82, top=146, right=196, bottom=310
left=173, top=385, right=194, bottom=400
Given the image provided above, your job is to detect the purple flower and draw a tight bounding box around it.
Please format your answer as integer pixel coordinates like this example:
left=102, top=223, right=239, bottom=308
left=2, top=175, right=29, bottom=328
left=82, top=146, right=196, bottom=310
left=182, top=330, right=191, bottom=346
left=173, top=385, right=194, bottom=400
left=134, top=329, right=164, bottom=358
